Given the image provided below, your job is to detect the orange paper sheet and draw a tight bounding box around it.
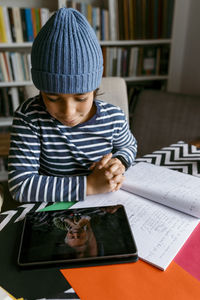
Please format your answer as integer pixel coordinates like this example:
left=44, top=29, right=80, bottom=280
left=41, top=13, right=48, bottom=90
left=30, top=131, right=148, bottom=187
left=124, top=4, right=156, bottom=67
left=61, top=260, right=200, bottom=300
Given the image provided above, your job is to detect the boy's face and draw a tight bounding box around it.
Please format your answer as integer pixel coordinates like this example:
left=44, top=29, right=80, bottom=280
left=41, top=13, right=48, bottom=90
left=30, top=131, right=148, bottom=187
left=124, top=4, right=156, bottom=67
left=41, top=91, right=95, bottom=127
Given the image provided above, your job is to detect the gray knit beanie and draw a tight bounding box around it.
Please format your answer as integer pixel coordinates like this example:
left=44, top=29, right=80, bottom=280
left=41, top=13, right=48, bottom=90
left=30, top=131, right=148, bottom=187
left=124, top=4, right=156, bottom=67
left=31, top=8, right=103, bottom=94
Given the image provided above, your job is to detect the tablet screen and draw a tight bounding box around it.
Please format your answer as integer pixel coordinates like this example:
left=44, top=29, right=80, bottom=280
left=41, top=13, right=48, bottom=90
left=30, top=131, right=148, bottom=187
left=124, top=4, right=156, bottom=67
left=18, top=205, right=138, bottom=267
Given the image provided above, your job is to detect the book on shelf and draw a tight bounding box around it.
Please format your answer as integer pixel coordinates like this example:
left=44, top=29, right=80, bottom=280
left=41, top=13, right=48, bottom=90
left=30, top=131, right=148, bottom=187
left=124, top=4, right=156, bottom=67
left=123, top=0, right=130, bottom=40
left=31, top=8, right=38, bottom=38
left=128, top=0, right=135, bottom=40
left=72, top=162, right=200, bottom=270
left=121, top=48, right=128, bottom=77
left=2, top=7, right=12, bottom=43
left=159, top=45, right=170, bottom=75
left=153, top=0, right=159, bottom=39
left=104, top=9, right=110, bottom=41
left=108, top=0, right=118, bottom=40
left=20, top=8, right=27, bottom=42
left=5, top=52, right=13, bottom=81
left=25, top=8, right=34, bottom=42
left=12, top=7, right=24, bottom=43
left=128, top=47, right=139, bottom=77
left=117, top=0, right=124, bottom=40
left=0, top=53, right=9, bottom=82
left=145, top=0, right=154, bottom=39
left=112, top=48, right=118, bottom=76
left=0, top=7, right=8, bottom=43
left=0, top=63, right=3, bottom=82
left=87, top=3, right=92, bottom=26
left=35, top=8, right=41, bottom=35
left=7, top=7, right=16, bottom=42
left=116, top=47, right=122, bottom=76
left=100, top=8, right=105, bottom=41
left=141, top=0, right=147, bottom=39
left=93, top=6, right=101, bottom=40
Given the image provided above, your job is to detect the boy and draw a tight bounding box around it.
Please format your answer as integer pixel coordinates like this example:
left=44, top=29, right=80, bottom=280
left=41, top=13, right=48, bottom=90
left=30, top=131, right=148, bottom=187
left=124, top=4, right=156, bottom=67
left=8, top=8, right=137, bottom=203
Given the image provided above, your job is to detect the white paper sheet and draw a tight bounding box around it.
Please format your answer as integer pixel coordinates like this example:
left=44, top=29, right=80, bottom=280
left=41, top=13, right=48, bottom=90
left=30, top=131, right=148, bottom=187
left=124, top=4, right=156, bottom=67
left=72, top=190, right=199, bottom=270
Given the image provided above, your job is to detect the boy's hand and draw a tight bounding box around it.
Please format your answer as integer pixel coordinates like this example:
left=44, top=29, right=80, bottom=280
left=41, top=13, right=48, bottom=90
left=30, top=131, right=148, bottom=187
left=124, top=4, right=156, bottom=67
left=87, top=153, right=125, bottom=195
left=89, top=153, right=113, bottom=170
left=87, top=166, right=125, bottom=195
left=90, top=153, right=125, bottom=175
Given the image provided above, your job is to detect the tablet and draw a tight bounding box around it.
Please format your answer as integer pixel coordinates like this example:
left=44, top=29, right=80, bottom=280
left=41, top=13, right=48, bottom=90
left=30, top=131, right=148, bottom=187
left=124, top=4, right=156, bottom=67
left=18, top=205, right=138, bottom=267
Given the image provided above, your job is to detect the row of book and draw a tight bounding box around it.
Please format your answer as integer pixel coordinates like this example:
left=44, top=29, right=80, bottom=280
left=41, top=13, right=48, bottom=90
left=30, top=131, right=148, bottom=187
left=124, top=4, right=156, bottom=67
left=0, top=6, right=51, bottom=43
left=0, top=0, right=175, bottom=43
left=0, top=87, right=24, bottom=117
left=109, top=0, right=175, bottom=40
left=0, top=45, right=169, bottom=83
left=0, top=3, right=110, bottom=43
left=59, top=0, right=109, bottom=41
left=102, top=46, right=170, bottom=77
left=0, top=52, right=31, bottom=82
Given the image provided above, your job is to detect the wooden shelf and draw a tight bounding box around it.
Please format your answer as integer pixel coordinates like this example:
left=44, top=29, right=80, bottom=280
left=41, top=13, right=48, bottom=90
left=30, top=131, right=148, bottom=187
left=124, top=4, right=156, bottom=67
left=0, top=42, right=32, bottom=49
left=0, top=77, right=168, bottom=87
left=125, top=76, right=168, bottom=82
left=0, top=39, right=172, bottom=49
left=0, top=81, right=33, bottom=87
left=100, top=39, right=172, bottom=46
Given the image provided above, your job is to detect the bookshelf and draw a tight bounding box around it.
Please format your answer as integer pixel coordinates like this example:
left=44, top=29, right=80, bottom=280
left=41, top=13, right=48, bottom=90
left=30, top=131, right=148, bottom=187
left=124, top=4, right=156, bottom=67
left=0, top=0, right=174, bottom=86
left=0, top=0, right=176, bottom=181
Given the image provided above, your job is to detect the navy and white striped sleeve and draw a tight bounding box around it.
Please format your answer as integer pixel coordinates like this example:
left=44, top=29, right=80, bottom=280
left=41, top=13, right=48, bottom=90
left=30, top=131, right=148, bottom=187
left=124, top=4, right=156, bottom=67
left=8, top=111, right=86, bottom=203
left=112, top=111, right=137, bottom=169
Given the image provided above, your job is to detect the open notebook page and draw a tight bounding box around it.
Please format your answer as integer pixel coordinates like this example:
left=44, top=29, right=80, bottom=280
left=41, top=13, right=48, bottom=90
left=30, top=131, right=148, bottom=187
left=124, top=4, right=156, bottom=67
left=122, top=162, right=200, bottom=218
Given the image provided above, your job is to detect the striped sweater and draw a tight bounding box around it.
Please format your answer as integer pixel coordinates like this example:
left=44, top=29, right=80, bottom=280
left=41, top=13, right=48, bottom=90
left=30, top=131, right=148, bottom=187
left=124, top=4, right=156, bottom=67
left=8, top=95, right=137, bottom=203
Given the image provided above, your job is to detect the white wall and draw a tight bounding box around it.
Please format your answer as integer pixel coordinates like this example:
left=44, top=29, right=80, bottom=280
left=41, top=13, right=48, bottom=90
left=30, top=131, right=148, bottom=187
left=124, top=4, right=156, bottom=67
left=168, top=0, right=200, bottom=96
left=180, top=0, right=200, bottom=95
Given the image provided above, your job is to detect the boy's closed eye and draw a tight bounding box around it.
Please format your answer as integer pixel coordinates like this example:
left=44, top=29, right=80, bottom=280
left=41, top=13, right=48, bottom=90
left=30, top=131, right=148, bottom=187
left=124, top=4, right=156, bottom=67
left=45, top=93, right=88, bottom=102
left=74, top=95, right=88, bottom=102
left=46, top=96, right=61, bottom=102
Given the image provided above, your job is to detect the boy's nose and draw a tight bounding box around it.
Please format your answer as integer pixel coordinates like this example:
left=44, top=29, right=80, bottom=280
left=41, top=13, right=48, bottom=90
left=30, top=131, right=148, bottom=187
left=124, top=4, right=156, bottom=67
left=62, top=101, right=76, bottom=117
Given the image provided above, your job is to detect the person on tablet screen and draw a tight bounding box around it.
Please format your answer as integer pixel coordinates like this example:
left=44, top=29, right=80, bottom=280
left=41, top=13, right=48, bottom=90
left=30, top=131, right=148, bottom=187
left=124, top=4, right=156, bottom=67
left=8, top=8, right=137, bottom=204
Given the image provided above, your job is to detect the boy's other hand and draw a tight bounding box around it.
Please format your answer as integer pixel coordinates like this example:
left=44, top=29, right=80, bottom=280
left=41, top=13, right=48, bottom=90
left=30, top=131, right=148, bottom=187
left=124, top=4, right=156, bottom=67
left=87, top=153, right=125, bottom=195
left=90, top=153, right=125, bottom=176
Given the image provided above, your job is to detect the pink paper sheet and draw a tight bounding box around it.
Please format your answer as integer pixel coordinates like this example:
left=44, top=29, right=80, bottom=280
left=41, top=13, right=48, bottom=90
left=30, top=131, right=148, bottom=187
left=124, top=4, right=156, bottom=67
left=174, top=223, right=200, bottom=281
